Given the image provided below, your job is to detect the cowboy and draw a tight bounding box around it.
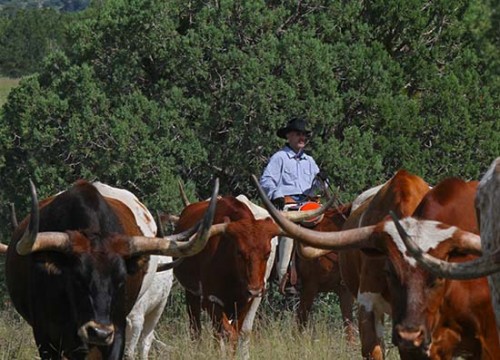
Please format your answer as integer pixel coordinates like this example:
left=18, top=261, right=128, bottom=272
left=260, top=116, right=326, bottom=294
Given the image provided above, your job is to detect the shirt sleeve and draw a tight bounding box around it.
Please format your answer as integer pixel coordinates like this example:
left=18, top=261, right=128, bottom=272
left=307, top=156, right=323, bottom=195
left=260, top=153, right=283, bottom=200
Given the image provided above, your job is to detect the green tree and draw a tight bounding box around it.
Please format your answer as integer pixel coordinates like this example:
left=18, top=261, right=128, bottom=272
left=0, top=8, right=70, bottom=77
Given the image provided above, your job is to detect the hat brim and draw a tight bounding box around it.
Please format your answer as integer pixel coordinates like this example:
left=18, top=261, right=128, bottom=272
left=277, top=127, right=311, bottom=139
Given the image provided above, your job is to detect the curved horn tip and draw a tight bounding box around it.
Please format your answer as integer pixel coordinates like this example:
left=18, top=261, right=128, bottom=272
left=29, top=179, right=38, bottom=199
left=27, top=178, right=40, bottom=237
left=202, top=177, right=219, bottom=225
left=210, top=177, right=220, bottom=198
left=156, top=210, right=165, bottom=238
left=389, top=210, right=399, bottom=223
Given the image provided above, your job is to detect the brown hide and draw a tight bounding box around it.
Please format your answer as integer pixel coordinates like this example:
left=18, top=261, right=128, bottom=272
left=296, top=204, right=356, bottom=342
left=388, top=178, right=500, bottom=358
left=339, top=170, right=431, bottom=360
left=173, top=196, right=280, bottom=345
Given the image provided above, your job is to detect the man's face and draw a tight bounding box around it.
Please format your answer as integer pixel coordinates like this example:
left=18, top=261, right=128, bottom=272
left=286, top=130, right=308, bottom=152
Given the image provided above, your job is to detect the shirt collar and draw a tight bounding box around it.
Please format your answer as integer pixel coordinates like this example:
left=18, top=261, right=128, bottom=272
left=285, top=144, right=306, bottom=160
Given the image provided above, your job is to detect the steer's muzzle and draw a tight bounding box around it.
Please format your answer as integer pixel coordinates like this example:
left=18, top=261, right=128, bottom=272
left=394, top=324, right=429, bottom=352
left=78, top=321, right=115, bottom=346
left=247, top=285, right=264, bottom=298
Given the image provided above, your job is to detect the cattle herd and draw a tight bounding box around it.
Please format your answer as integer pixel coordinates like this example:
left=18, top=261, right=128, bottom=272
left=0, top=157, right=499, bottom=360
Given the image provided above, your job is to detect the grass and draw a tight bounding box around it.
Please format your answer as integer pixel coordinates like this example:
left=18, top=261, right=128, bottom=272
left=0, top=284, right=402, bottom=359
left=0, top=77, right=20, bottom=107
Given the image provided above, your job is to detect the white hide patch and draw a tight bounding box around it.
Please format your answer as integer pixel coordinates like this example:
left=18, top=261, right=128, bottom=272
left=92, top=182, right=157, bottom=237
left=351, top=183, right=385, bottom=212
left=358, top=292, right=391, bottom=314
left=357, top=292, right=391, bottom=339
left=235, top=194, right=271, bottom=220
left=383, top=218, right=457, bottom=267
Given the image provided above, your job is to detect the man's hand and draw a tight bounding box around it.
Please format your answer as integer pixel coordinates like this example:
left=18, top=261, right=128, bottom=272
left=317, top=171, right=328, bottom=181
left=272, top=197, right=285, bottom=210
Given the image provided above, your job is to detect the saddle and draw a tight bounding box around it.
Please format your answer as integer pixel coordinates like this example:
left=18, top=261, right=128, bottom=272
left=285, top=198, right=324, bottom=228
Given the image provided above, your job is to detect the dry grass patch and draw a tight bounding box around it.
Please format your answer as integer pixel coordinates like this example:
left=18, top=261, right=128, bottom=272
left=0, top=77, right=20, bottom=107
left=0, top=291, right=402, bottom=359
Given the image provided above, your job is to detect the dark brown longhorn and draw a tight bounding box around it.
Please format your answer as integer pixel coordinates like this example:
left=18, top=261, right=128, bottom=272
left=6, top=178, right=220, bottom=359
left=10, top=202, right=18, bottom=230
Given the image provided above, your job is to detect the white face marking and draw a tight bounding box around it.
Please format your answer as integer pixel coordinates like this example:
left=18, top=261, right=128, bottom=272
left=383, top=218, right=457, bottom=267
left=235, top=194, right=278, bottom=283
left=92, top=182, right=157, bottom=236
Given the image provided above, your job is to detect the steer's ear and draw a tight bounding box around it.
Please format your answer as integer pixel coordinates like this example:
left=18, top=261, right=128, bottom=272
left=124, top=252, right=150, bottom=275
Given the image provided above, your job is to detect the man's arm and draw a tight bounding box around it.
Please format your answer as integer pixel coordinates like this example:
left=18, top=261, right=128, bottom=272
left=259, top=153, right=283, bottom=200
left=308, top=157, right=329, bottom=196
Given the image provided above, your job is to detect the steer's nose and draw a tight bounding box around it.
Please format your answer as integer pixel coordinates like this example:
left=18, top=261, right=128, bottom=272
left=247, top=285, right=264, bottom=298
left=395, top=324, right=426, bottom=349
left=79, top=321, right=115, bottom=346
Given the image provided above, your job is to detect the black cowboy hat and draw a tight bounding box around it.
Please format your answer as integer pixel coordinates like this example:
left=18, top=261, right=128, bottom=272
left=276, top=117, right=312, bottom=139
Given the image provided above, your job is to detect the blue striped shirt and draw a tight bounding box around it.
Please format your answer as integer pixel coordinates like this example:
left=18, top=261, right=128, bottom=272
left=260, top=145, right=321, bottom=200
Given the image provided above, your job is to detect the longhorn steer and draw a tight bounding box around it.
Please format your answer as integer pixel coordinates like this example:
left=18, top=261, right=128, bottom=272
left=254, top=170, right=431, bottom=359
left=173, top=196, right=281, bottom=357
left=393, top=157, right=500, bottom=345
left=173, top=193, right=332, bottom=358
left=339, top=170, right=430, bottom=360
left=295, top=203, right=356, bottom=343
left=6, top=179, right=218, bottom=359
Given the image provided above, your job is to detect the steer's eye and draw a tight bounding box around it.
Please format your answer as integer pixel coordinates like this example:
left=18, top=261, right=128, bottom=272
left=427, top=276, right=441, bottom=289
left=116, top=279, right=126, bottom=291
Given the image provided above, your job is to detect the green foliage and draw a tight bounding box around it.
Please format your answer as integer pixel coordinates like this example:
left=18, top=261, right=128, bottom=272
left=0, top=7, right=72, bottom=77
left=0, top=0, right=497, bottom=207
left=0, top=0, right=89, bottom=12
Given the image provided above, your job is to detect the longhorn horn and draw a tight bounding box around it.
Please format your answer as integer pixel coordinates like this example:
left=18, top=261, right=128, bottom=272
left=10, top=203, right=18, bottom=230
left=156, top=257, right=185, bottom=272
left=164, top=213, right=179, bottom=224
left=389, top=211, right=498, bottom=279
left=282, top=195, right=336, bottom=222
left=128, top=178, right=224, bottom=257
left=16, top=180, right=71, bottom=255
left=251, top=175, right=376, bottom=251
left=296, top=242, right=332, bottom=259
left=178, top=179, right=190, bottom=206
left=156, top=210, right=165, bottom=238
